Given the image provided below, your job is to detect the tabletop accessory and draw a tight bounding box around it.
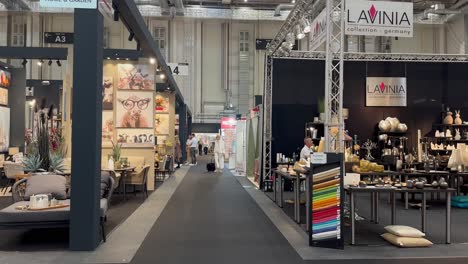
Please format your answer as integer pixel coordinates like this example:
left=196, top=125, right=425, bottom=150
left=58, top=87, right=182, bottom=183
left=455, top=110, right=462, bottom=125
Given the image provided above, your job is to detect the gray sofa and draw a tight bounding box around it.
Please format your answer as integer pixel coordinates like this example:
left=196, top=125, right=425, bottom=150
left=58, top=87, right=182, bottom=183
left=0, top=173, right=115, bottom=242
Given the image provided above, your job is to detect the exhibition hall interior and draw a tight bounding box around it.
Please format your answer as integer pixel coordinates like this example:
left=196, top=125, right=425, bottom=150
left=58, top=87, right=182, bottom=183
left=1, top=0, right=468, bottom=263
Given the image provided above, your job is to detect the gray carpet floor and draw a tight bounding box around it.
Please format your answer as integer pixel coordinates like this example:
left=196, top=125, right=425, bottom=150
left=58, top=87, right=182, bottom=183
left=129, top=159, right=306, bottom=264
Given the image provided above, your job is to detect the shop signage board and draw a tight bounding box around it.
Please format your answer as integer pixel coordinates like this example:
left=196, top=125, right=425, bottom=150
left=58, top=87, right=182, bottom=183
left=44, top=32, right=74, bottom=44
left=221, top=117, right=237, bottom=130
left=309, top=9, right=327, bottom=51
left=256, top=39, right=272, bottom=50
left=366, top=77, right=407, bottom=107
left=40, top=0, right=98, bottom=9
left=311, top=153, right=327, bottom=164
left=167, top=63, right=189, bottom=76
left=345, top=0, right=413, bottom=38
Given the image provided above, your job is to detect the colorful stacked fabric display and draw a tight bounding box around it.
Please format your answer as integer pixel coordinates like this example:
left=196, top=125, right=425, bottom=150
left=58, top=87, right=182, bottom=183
left=311, top=167, right=341, bottom=241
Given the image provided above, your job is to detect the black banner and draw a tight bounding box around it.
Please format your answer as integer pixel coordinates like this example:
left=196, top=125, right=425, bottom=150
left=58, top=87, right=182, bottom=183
left=44, top=32, right=74, bottom=44
left=256, top=39, right=272, bottom=50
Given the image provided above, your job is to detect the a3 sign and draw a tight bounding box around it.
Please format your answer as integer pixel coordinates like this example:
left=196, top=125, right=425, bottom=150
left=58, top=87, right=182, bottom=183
left=44, top=32, right=74, bottom=44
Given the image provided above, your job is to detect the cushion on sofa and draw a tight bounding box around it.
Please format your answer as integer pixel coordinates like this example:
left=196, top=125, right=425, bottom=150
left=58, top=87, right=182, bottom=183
left=101, top=172, right=111, bottom=198
left=384, top=225, right=425, bottom=238
left=0, top=198, right=110, bottom=224
left=381, top=233, right=433, bottom=248
left=24, top=175, right=67, bottom=200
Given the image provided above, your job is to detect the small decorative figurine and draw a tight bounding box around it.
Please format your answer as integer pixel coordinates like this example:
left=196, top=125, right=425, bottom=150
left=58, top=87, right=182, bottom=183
left=444, top=111, right=454, bottom=125
left=455, top=129, right=461, bottom=141
left=455, top=110, right=462, bottom=125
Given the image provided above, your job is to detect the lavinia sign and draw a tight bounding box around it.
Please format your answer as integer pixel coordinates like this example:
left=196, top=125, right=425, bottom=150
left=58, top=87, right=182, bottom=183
left=366, top=77, right=407, bottom=107
left=345, top=0, right=413, bottom=38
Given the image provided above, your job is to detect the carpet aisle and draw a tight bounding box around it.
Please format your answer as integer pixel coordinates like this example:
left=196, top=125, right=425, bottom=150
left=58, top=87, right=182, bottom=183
left=129, top=157, right=305, bottom=264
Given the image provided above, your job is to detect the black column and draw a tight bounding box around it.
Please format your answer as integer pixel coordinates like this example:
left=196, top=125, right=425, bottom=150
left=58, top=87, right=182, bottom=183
left=178, top=104, right=187, bottom=163
left=9, top=68, right=25, bottom=151
left=70, top=8, right=103, bottom=251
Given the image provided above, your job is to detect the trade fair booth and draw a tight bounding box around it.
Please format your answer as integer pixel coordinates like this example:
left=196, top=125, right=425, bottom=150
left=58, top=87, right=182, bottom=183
left=0, top=0, right=190, bottom=251
left=260, top=0, right=468, bottom=258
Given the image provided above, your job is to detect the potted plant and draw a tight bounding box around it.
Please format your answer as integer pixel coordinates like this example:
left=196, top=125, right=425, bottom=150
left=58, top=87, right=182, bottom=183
left=111, top=141, right=122, bottom=169
left=317, top=97, right=325, bottom=122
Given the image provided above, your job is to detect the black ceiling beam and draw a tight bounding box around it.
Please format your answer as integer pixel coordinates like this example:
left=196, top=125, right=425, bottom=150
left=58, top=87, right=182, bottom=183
left=103, top=48, right=143, bottom=60
left=0, top=47, right=68, bottom=60
left=112, top=0, right=185, bottom=105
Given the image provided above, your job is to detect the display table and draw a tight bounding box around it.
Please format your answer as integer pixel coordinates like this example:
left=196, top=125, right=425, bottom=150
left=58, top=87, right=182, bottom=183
left=396, top=187, right=455, bottom=243
left=273, top=169, right=306, bottom=224
left=346, top=186, right=396, bottom=245
left=346, top=186, right=455, bottom=245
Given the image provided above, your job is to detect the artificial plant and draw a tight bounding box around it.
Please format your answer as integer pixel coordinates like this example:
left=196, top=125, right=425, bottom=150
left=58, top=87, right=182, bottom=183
left=111, top=140, right=122, bottom=162
left=22, top=98, right=66, bottom=172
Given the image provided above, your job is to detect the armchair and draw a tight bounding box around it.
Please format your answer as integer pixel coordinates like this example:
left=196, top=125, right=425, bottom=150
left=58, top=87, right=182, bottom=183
left=125, top=165, right=150, bottom=198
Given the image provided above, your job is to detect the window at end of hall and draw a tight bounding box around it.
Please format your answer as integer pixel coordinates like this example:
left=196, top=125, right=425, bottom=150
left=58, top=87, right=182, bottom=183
left=240, top=31, right=249, bottom=52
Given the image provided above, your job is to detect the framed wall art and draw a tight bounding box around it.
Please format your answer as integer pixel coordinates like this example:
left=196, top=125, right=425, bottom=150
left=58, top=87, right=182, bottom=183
left=102, top=111, right=114, bottom=146
left=155, top=94, right=169, bottom=113
left=116, top=91, right=154, bottom=128
left=154, top=114, right=169, bottom=135
left=117, top=64, right=154, bottom=90
left=117, top=129, right=154, bottom=147
left=102, top=76, right=114, bottom=110
left=0, top=107, right=10, bottom=152
left=0, top=88, right=7, bottom=106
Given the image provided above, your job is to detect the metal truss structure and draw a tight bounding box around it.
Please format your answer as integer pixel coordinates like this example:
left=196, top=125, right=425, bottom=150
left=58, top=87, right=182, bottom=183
left=262, top=0, right=468, bottom=185
left=323, top=0, right=344, bottom=153
left=274, top=52, right=468, bottom=63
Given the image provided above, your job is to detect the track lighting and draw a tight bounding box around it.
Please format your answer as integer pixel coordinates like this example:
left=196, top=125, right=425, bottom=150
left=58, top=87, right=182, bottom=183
left=295, top=24, right=305, bottom=40
left=21, top=59, right=27, bottom=67
left=56, top=60, right=62, bottom=67
left=37, top=60, right=43, bottom=66
left=48, top=59, right=53, bottom=66
left=300, top=17, right=311, bottom=34
left=128, top=32, right=135, bottom=42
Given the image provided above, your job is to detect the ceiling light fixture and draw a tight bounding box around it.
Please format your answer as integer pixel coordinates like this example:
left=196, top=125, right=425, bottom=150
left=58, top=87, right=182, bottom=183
left=295, top=24, right=305, bottom=40
left=300, top=17, right=311, bottom=33
left=291, top=0, right=296, bottom=3
left=37, top=60, right=43, bottom=67
left=48, top=59, right=53, bottom=66
left=160, top=73, right=166, bottom=80
left=149, top=57, right=156, bottom=65
left=56, top=60, right=62, bottom=67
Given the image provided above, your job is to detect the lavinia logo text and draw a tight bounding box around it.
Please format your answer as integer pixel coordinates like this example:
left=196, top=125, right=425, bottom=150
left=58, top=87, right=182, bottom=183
left=368, top=82, right=406, bottom=94
left=347, top=4, right=411, bottom=27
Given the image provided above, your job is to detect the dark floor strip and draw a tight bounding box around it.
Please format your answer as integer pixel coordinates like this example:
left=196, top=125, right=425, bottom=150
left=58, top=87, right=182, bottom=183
left=129, top=158, right=305, bottom=264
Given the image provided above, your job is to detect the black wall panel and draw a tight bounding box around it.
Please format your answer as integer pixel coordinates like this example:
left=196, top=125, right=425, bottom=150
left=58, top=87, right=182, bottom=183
left=272, top=60, right=468, bottom=159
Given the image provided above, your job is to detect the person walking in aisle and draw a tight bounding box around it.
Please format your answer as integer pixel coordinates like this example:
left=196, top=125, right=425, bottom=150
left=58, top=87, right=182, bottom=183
left=190, top=133, right=199, bottom=165
left=213, top=135, right=225, bottom=173
left=174, top=137, right=182, bottom=169
left=185, top=134, right=193, bottom=165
